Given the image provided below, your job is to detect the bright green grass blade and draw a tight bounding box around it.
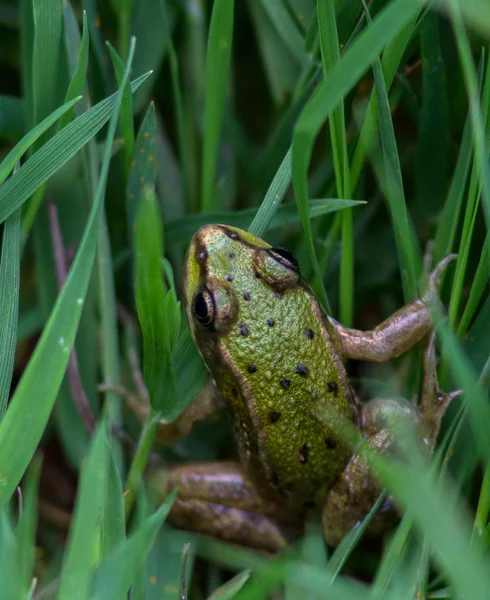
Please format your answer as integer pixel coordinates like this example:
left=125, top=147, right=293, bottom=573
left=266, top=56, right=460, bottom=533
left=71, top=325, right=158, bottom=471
left=0, top=96, right=81, bottom=185
left=371, top=514, right=414, bottom=595
left=368, top=8, right=418, bottom=302
left=0, top=95, right=25, bottom=143
left=0, top=510, right=17, bottom=597
left=126, top=103, right=157, bottom=233
left=93, top=491, right=177, bottom=600
left=32, top=0, right=62, bottom=125
left=201, top=0, right=234, bottom=212
left=317, top=0, right=353, bottom=326
left=259, top=0, right=305, bottom=65
left=168, top=198, right=364, bottom=245
left=207, top=570, right=251, bottom=600
left=135, top=186, right=177, bottom=412
left=377, top=459, right=490, bottom=600
left=0, top=40, right=136, bottom=506
left=168, top=324, right=207, bottom=421
left=349, top=9, right=421, bottom=190
left=15, top=457, right=41, bottom=596
left=0, top=210, right=20, bottom=418
left=57, top=425, right=110, bottom=600
left=326, top=492, right=387, bottom=581
left=107, top=41, right=135, bottom=173
left=101, top=447, right=126, bottom=557
left=59, top=8, right=89, bottom=131
left=249, top=147, right=292, bottom=237
left=0, top=73, right=151, bottom=226
left=292, top=0, right=425, bottom=311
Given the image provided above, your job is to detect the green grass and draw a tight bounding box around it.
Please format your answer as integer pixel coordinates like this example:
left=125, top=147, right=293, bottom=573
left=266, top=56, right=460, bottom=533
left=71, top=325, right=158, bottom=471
left=0, top=0, right=489, bottom=598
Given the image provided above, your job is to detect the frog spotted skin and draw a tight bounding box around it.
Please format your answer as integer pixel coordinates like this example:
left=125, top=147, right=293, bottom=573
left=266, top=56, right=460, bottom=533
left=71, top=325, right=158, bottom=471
left=183, top=224, right=359, bottom=511
left=152, top=224, right=457, bottom=550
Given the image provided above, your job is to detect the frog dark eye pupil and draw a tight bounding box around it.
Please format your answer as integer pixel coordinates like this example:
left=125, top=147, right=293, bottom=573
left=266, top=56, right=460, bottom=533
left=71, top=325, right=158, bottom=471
left=270, top=247, right=300, bottom=273
left=194, top=295, right=208, bottom=319
left=192, top=289, right=214, bottom=327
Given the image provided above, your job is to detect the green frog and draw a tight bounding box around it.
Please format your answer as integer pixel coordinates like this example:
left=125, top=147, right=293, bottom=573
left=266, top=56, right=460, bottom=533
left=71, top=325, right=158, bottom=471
left=153, top=224, right=457, bottom=551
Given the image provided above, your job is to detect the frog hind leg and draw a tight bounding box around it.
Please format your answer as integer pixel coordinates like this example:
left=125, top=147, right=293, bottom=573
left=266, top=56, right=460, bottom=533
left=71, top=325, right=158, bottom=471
left=150, top=461, right=303, bottom=552
left=322, top=425, right=398, bottom=547
left=322, top=332, right=460, bottom=547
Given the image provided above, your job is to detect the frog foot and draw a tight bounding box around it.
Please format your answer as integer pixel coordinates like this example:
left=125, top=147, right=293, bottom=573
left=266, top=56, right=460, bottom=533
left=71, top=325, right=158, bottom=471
left=422, top=253, right=457, bottom=307
left=419, top=331, right=462, bottom=450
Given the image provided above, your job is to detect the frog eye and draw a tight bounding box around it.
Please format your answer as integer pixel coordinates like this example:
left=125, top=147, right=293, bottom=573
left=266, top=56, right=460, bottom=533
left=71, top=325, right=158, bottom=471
left=192, top=288, right=215, bottom=327
left=269, top=247, right=300, bottom=274
left=253, top=247, right=300, bottom=291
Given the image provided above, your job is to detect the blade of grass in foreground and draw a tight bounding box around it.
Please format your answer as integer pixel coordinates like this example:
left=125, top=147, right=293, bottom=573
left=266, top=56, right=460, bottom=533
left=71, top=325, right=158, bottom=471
left=317, top=0, right=353, bottom=326
left=0, top=96, right=81, bottom=185
left=0, top=39, right=136, bottom=506
left=292, top=0, right=425, bottom=311
left=0, top=73, right=151, bottom=227
left=57, top=425, right=110, bottom=600
left=93, top=491, right=177, bottom=600
left=0, top=210, right=20, bottom=418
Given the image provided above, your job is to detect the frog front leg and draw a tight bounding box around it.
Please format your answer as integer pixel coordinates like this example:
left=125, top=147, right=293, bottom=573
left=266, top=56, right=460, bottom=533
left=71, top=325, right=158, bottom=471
left=333, top=256, right=455, bottom=362
left=322, top=334, right=459, bottom=546
left=150, top=461, right=303, bottom=552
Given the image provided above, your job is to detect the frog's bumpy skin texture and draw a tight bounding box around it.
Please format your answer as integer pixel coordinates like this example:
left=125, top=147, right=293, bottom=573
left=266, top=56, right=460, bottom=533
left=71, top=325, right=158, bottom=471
left=161, top=224, right=457, bottom=551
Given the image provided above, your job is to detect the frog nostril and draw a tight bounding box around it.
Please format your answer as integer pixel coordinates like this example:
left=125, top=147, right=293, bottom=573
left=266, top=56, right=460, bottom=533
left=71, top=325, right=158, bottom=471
left=326, top=381, right=339, bottom=396
left=197, top=246, right=208, bottom=261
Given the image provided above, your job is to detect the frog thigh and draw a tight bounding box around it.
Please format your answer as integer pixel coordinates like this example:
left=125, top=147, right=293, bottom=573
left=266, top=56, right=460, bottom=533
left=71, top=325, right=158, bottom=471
left=151, top=461, right=302, bottom=552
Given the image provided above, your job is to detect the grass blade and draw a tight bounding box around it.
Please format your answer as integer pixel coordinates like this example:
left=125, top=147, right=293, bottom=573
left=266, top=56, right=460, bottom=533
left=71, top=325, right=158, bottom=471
left=0, top=210, right=20, bottom=418
left=0, top=73, right=151, bottom=227
left=93, top=491, right=176, bottom=600
left=292, top=0, right=425, bottom=311
left=0, top=39, right=136, bottom=506
left=0, top=96, right=81, bottom=185
left=57, top=425, right=110, bottom=600
left=201, top=0, right=234, bottom=212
